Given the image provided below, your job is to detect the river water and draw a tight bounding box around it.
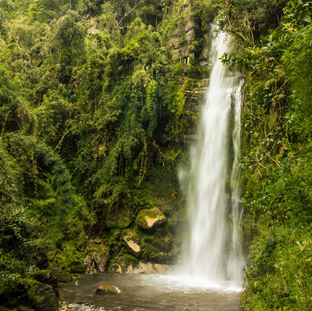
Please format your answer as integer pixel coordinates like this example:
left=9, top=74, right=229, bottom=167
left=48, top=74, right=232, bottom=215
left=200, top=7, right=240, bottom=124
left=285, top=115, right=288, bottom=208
left=59, top=273, right=240, bottom=311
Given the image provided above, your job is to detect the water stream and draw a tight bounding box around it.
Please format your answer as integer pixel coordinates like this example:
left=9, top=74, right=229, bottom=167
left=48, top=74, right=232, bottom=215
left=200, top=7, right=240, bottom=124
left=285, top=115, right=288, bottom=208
left=58, top=26, right=244, bottom=310
left=179, top=24, right=245, bottom=286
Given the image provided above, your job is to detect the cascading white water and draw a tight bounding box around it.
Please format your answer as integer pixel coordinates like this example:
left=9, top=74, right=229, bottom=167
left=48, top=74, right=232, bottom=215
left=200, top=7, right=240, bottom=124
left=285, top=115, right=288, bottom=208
left=179, top=25, right=245, bottom=286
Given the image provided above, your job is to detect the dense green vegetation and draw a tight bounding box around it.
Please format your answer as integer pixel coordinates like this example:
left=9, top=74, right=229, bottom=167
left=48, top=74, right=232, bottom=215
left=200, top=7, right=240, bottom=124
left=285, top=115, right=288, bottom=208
left=0, top=0, right=216, bottom=308
left=1, top=0, right=312, bottom=310
left=220, top=0, right=312, bottom=309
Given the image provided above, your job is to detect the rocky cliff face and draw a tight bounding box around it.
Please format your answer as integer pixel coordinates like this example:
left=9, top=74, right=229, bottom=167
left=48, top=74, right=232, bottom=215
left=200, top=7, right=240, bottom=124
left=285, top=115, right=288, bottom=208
left=169, top=3, right=195, bottom=64
left=168, top=2, right=209, bottom=67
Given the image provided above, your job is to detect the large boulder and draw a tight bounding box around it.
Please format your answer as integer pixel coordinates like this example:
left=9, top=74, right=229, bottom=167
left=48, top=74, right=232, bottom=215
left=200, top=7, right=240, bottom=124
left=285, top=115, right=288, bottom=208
left=129, top=262, right=171, bottom=274
left=154, top=264, right=171, bottom=274
left=107, top=252, right=139, bottom=273
left=83, top=255, right=97, bottom=274
left=94, top=251, right=110, bottom=272
left=105, top=209, right=133, bottom=229
left=29, top=270, right=58, bottom=296
left=126, top=264, right=134, bottom=273
left=70, top=260, right=87, bottom=274
left=133, top=262, right=156, bottom=274
left=23, top=279, right=58, bottom=311
left=95, top=284, right=120, bottom=295
left=136, top=208, right=166, bottom=231
left=83, top=251, right=110, bottom=274
left=49, top=268, right=72, bottom=282
left=123, top=232, right=141, bottom=253
left=124, top=238, right=140, bottom=252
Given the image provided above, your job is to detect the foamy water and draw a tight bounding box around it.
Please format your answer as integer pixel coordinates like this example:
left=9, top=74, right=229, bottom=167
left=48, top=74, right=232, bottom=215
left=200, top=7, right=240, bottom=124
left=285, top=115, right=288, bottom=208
left=179, top=24, right=245, bottom=285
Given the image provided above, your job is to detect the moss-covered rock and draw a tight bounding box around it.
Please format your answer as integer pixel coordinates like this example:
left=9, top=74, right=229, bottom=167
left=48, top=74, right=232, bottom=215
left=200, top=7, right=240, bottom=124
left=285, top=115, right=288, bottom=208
left=28, top=270, right=58, bottom=296
left=49, top=268, right=72, bottom=282
left=23, top=279, right=58, bottom=311
left=143, top=236, right=173, bottom=253
left=107, top=263, right=122, bottom=273
left=95, top=284, right=119, bottom=295
left=0, top=307, right=11, bottom=311
left=105, top=209, right=133, bottom=229
left=121, top=254, right=139, bottom=269
left=70, top=261, right=87, bottom=274
left=140, top=244, right=171, bottom=263
left=108, top=229, right=123, bottom=258
left=136, top=208, right=166, bottom=231
left=107, top=250, right=139, bottom=273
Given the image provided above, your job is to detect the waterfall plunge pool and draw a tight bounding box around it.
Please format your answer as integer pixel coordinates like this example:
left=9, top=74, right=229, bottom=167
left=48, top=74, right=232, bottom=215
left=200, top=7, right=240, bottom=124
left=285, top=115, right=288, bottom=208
left=59, top=273, right=241, bottom=311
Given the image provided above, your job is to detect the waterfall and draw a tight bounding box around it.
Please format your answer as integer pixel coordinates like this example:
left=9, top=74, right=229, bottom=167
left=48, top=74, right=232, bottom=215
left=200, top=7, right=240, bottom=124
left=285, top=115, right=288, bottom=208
left=179, top=25, right=245, bottom=286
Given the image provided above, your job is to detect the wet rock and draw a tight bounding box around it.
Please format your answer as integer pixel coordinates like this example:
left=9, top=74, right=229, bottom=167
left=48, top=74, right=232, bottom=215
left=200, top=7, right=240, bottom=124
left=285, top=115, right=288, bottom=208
left=127, top=262, right=171, bottom=274
left=136, top=208, right=166, bottom=231
left=154, top=264, right=171, bottom=274
left=126, top=264, right=134, bottom=273
left=83, top=255, right=97, bottom=274
left=95, top=284, right=120, bottom=295
left=94, top=251, right=109, bottom=272
left=23, top=279, right=58, bottom=311
left=107, top=253, right=139, bottom=273
left=83, top=251, right=110, bottom=274
left=107, top=263, right=122, bottom=273
left=123, top=234, right=140, bottom=253
left=49, top=268, right=72, bottom=283
left=125, top=239, right=140, bottom=252
left=133, top=262, right=157, bottom=274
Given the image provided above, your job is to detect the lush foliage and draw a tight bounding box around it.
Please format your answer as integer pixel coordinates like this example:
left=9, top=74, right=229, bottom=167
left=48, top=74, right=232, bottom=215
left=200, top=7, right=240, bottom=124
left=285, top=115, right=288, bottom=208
left=220, top=0, right=312, bottom=309
left=3, top=0, right=312, bottom=309
left=0, top=0, right=217, bottom=306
